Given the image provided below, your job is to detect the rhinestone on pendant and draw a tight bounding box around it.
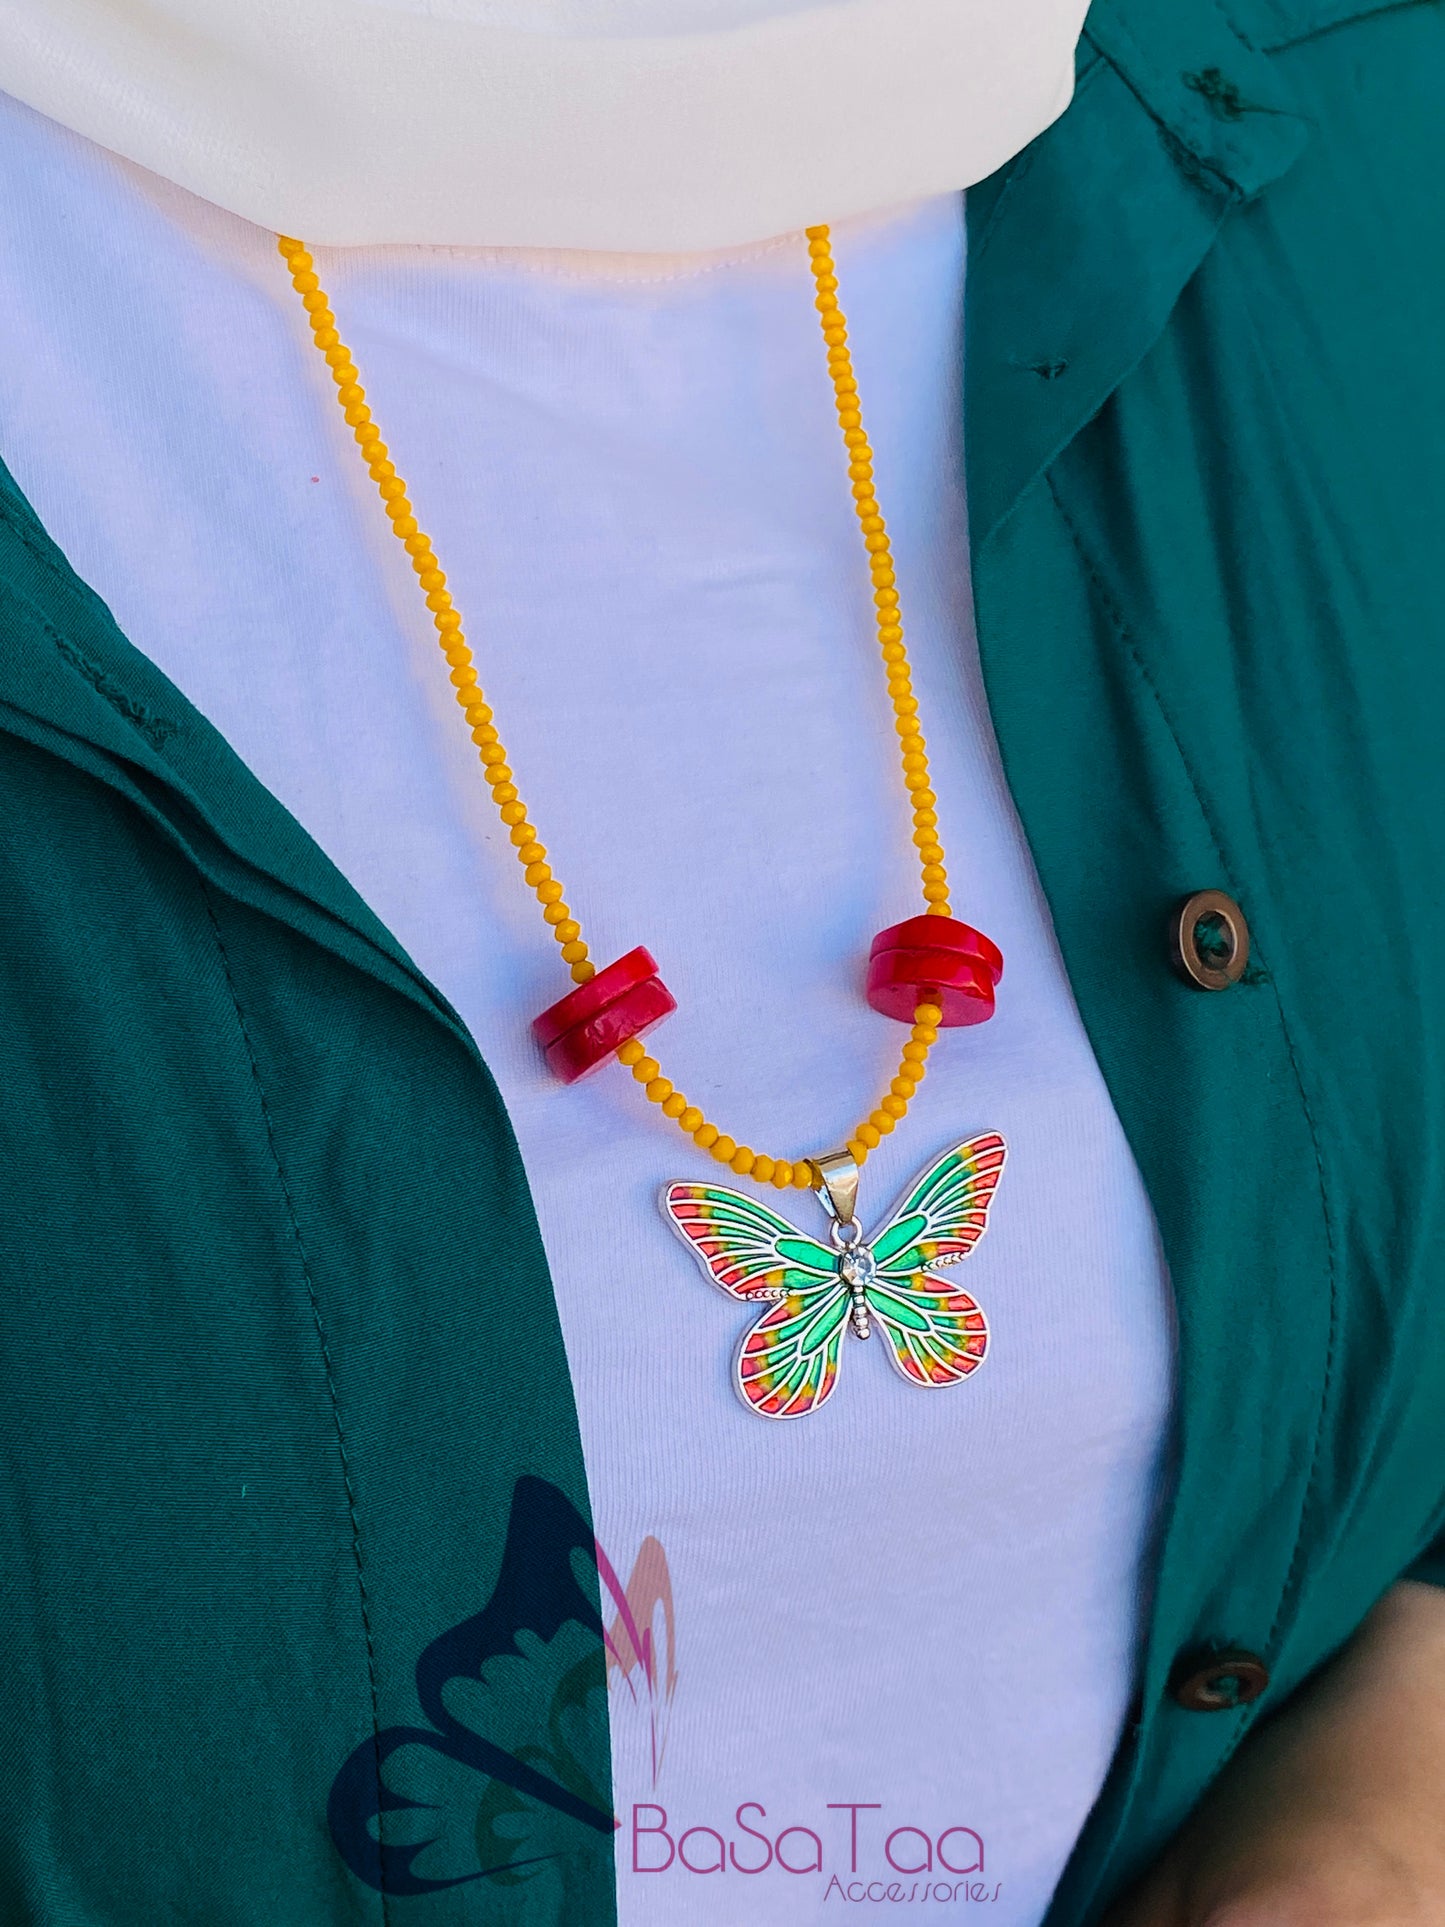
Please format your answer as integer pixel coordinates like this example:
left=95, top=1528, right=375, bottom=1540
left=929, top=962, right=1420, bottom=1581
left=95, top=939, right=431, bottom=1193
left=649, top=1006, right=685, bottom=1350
left=839, top=1243, right=875, bottom=1341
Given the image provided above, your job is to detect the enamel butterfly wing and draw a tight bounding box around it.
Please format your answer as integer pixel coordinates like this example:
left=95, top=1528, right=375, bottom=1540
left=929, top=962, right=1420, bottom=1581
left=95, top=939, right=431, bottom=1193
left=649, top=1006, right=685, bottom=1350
left=662, top=1132, right=1006, bottom=1419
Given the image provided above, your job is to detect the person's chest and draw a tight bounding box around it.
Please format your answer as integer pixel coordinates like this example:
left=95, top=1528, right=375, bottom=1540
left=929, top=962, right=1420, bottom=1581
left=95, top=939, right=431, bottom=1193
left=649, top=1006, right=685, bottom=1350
left=0, top=91, right=1174, bottom=1923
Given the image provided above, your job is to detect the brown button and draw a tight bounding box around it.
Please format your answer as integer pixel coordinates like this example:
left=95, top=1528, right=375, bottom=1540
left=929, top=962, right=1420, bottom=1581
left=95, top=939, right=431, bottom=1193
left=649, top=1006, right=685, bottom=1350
left=1170, top=890, right=1250, bottom=990
left=1170, top=1649, right=1270, bottom=1712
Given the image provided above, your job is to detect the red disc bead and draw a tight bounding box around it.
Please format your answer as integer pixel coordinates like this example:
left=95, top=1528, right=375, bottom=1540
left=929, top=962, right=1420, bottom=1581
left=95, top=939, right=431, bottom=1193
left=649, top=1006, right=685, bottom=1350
left=866, top=915, right=1003, bottom=1027
left=533, top=946, right=676, bottom=1084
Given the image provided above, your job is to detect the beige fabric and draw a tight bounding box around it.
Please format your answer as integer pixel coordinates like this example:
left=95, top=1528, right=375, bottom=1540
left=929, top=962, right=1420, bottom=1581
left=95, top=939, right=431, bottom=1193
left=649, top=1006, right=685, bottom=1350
left=0, top=0, right=1087, bottom=249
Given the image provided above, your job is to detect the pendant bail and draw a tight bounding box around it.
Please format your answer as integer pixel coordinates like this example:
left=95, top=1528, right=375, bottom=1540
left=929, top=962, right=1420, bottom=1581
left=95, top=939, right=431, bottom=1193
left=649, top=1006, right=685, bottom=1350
left=814, top=1149, right=861, bottom=1230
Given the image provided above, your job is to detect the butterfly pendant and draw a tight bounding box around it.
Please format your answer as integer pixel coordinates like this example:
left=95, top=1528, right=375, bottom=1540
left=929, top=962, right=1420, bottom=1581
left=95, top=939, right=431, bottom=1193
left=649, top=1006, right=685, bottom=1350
left=662, top=1132, right=1006, bottom=1420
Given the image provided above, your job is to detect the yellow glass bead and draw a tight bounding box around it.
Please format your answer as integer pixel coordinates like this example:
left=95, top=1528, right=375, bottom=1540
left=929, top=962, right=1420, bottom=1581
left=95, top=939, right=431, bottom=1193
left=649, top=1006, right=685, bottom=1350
left=891, top=1076, right=918, bottom=1101
left=915, top=1002, right=943, bottom=1025
left=662, top=1091, right=688, bottom=1118
left=730, top=1147, right=756, bottom=1177
left=923, top=882, right=950, bottom=904
left=751, top=1154, right=775, bottom=1183
left=518, top=840, right=546, bottom=864
left=770, top=1161, right=794, bottom=1189
left=846, top=1137, right=869, bottom=1164
left=856, top=1122, right=882, bottom=1150
left=870, top=1109, right=897, bottom=1136
left=491, top=783, right=518, bottom=806
left=678, top=1106, right=704, bottom=1134
left=693, top=1122, right=720, bottom=1151
left=554, top=919, right=581, bottom=944
left=464, top=702, right=493, bottom=726
left=617, top=1038, right=646, bottom=1066
left=646, top=1078, right=673, bottom=1104
left=571, top=959, right=596, bottom=984
left=710, top=1135, right=738, bottom=1164
left=509, top=824, right=537, bottom=846
left=560, top=940, right=589, bottom=965
left=792, top=1162, right=815, bottom=1189
left=631, top=1056, right=660, bottom=1085
left=403, top=532, right=430, bottom=555
left=902, top=1040, right=929, bottom=1063
left=479, top=743, right=506, bottom=765
left=536, top=878, right=564, bottom=903
left=524, top=861, right=551, bottom=886
left=433, top=606, right=462, bottom=630
left=390, top=516, right=419, bottom=539
left=543, top=902, right=570, bottom=926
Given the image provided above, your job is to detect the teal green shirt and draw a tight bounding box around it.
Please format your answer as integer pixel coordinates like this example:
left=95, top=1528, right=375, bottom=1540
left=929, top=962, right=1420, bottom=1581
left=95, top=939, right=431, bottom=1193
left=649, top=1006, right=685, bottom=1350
left=1, top=0, right=1442, bottom=1919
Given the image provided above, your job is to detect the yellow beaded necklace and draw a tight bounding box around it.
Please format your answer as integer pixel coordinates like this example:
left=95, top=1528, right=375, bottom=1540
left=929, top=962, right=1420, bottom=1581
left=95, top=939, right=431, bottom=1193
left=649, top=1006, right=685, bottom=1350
left=279, top=226, right=1008, bottom=1420
left=278, top=227, right=988, bottom=1193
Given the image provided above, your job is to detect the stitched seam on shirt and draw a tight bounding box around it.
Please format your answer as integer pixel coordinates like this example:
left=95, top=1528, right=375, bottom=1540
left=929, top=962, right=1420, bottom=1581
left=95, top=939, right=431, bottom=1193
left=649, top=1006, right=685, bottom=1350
left=1256, top=0, right=1437, bottom=51
left=0, top=563, right=184, bottom=756
left=1044, top=471, right=1341, bottom=1678
left=1094, top=7, right=1249, bottom=198
left=201, top=881, right=392, bottom=1925
left=969, top=53, right=1109, bottom=270
left=51, top=635, right=176, bottom=747
left=303, top=223, right=815, bottom=289
left=0, top=486, right=134, bottom=642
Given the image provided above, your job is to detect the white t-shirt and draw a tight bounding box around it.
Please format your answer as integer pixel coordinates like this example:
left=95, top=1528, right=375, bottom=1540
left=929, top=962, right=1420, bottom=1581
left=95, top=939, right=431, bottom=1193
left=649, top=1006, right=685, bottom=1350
left=0, top=92, right=1176, bottom=1926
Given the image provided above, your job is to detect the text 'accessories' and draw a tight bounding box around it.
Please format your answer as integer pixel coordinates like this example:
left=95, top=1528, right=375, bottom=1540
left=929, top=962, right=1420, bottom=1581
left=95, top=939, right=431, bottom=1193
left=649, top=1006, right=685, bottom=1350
left=279, top=227, right=1007, bottom=1413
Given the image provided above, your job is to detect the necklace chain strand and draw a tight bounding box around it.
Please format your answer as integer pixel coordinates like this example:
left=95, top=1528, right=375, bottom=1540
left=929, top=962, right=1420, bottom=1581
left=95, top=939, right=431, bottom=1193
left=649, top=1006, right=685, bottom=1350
left=278, top=226, right=950, bottom=1193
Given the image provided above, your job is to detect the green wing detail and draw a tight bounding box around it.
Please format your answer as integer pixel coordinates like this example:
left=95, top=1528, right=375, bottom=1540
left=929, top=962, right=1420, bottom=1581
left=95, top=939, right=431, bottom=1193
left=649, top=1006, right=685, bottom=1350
left=863, top=1133, right=1006, bottom=1389
left=662, top=1182, right=834, bottom=1301
left=871, top=1133, right=1007, bottom=1276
